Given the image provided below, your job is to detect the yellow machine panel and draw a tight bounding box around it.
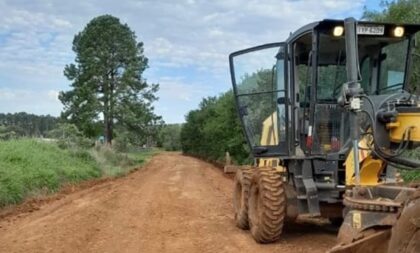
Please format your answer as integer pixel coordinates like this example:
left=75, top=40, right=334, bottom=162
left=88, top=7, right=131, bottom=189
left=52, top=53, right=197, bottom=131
left=260, top=111, right=278, bottom=146
left=257, top=112, right=285, bottom=172
left=345, top=136, right=384, bottom=186
left=387, top=112, right=420, bottom=143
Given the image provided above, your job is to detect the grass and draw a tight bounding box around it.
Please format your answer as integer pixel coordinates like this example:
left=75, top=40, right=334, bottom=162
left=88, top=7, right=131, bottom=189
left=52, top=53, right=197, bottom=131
left=400, top=148, right=420, bottom=182
left=91, top=146, right=159, bottom=177
left=0, top=139, right=158, bottom=207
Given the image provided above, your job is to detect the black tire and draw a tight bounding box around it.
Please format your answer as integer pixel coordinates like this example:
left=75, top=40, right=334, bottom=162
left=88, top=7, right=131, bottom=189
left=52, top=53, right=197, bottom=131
left=233, top=168, right=254, bottom=229
left=388, top=191, right=420, bottom=253
left=248, top=167, right=286, bottom=243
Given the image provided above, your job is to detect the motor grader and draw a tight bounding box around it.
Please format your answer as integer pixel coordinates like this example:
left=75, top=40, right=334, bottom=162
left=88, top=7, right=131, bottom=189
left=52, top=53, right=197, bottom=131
left=229, top=18, right=420, bottom=252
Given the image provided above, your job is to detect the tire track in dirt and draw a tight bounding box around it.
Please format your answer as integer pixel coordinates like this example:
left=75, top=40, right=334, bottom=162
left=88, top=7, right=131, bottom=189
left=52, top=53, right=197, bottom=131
left=0, top=152, right=336, bottom=253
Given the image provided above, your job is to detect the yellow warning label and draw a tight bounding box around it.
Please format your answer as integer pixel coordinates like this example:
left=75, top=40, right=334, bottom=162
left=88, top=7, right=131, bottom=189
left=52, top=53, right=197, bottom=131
left=352, top=212, right=362, bottom=229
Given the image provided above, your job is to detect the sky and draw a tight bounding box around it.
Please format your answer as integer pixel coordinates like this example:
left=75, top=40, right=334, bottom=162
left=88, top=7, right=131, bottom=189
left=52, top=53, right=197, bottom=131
left=0, top=0, right=382, bottom=123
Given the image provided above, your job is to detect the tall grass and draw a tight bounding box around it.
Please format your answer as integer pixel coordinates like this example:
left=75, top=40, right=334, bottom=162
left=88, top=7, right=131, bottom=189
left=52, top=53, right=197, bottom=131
left=0, top=139, right=158, bottom=207
left=91, top=146, right=158, bottom=177
left=91, top=146, right=132, bottom=177
left=0, top=139, right=101, bottom=206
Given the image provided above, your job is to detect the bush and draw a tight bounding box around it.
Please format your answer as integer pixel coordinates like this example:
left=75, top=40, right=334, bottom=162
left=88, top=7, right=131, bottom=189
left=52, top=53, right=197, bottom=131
left=181, top=91, right=250, bottom=164
left=48, top=123, right=93, bottom=149
left=158, top=124, right=182, bottom=151
left=113, top=131, right=130, bottom=152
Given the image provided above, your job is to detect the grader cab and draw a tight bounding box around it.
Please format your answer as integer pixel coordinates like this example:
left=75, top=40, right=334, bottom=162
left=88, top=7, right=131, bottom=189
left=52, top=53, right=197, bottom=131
left=229, top=18, right=420, bottom=252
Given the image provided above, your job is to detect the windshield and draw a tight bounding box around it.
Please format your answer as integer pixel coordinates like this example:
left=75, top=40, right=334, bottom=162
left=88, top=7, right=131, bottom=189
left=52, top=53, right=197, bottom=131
left=377, top=39, right=409, bottom=93
left=317, top=33, right=347, bottom=100
left=316, top=32, right=411, bottom=100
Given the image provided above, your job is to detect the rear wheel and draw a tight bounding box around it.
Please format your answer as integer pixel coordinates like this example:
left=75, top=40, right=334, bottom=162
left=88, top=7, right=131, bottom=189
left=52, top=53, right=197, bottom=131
left=233, top=168, right=253, bottom=229
left=248, top=167, right=286, bottom=243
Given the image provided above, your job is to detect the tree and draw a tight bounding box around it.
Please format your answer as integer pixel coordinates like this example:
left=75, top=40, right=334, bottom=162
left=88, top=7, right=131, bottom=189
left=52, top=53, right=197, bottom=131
left=363, top=0, right=420, bottom=24
left=60, top=15, right=160, bottom=144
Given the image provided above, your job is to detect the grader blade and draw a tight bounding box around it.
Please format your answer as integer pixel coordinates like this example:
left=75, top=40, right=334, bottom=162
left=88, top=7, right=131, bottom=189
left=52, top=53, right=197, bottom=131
left=328, top=229, right=390, bottom=253
left=224, top=165, right=243, bottom=174
left=329, top=187, right=420, bottom=253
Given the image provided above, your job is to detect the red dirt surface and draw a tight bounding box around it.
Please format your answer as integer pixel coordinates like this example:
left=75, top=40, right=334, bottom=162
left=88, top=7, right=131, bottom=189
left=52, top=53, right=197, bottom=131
left=0, top=153, right=336, bottom=253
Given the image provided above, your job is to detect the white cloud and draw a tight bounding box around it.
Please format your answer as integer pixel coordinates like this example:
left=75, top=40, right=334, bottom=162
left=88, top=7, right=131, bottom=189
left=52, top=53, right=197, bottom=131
left=0, top=88, right=62, bottom=115
left=0, top=88, right=16, bottom=100
left=0, top=0, right=368, bottom=122
left=47, top=90, right=59, bottom=101
left=158, top=76, right=213, bottom=102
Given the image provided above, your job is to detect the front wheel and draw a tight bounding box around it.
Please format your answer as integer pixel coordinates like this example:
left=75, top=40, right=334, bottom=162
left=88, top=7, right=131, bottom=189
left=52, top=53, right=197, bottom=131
left=248, top=167, right=286, bottom=243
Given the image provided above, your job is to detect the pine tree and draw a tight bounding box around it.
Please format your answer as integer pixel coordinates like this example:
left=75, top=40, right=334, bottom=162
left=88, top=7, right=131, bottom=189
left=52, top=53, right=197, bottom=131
left=60, top=15, right=160, bottom=144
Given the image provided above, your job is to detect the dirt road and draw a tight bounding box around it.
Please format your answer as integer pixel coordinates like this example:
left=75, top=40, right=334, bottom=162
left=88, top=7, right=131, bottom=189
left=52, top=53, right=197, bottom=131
left=0, top=153, right=336, bottom=253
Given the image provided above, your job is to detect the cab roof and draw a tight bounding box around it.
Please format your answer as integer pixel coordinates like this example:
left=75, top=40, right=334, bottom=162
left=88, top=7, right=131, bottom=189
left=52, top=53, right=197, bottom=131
left=286, top=19, right=420, bottom=44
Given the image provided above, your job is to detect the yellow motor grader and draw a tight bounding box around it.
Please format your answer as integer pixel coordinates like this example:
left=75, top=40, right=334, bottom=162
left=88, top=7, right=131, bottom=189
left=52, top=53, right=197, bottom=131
left=229, top=17, right=420, bottom=252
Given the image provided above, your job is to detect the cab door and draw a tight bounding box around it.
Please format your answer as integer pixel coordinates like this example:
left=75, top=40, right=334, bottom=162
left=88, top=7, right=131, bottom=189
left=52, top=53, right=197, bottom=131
left=229, top=43, right=289, bottom=157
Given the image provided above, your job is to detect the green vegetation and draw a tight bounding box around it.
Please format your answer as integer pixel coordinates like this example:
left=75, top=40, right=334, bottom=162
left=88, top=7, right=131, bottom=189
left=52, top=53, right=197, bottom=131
left=401, top=170, right=420, bottom=182
left=47, top=123, right=93, bottom=149
left=0, top=112, right=58, bottom=139
left=400, top=148, right=420, bottom=181
left=0, top=139, right=157, bottom=207
left=181, top=91, right=250, bottom=164
left=92, top=146, right=159, bottom=177
left=158, top=124, right=182, bottom=151
left=0, top=139, right=99, bottom=206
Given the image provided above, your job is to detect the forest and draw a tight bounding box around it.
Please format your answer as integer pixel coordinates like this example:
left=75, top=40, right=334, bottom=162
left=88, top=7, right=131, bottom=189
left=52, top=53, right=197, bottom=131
left=0, top=112, right=58, bottom=139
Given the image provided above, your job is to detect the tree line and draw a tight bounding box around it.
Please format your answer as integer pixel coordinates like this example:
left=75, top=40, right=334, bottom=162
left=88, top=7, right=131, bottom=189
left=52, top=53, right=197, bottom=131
left=180, top=91, right=250, bottom=164
left=0, top=112, right=58, bottom=139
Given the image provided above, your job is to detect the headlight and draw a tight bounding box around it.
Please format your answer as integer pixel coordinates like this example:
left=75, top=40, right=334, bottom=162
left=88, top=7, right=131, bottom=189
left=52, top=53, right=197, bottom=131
left=333, top=26, right=344, bottom=37
left=393, top=26, right=404, bottom=37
